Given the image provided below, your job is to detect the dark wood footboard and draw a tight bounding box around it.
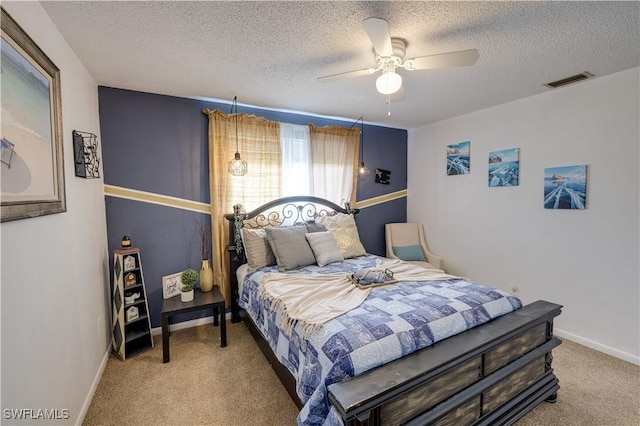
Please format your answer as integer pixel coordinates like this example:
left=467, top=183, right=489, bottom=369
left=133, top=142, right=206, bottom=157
left=327, top=300, right=562, bottom=426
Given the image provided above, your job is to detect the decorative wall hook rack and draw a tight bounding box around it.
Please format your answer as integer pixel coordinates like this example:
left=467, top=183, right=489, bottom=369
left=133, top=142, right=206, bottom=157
left=72, top=130, right=100, bottom=178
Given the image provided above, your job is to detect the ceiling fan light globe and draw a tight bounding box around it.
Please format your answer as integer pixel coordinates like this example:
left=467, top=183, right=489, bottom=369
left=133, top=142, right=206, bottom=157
left=376, top=71, right=402, bottom=95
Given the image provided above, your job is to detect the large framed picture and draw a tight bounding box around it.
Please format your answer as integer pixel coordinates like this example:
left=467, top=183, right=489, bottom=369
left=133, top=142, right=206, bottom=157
left=1, top=8, right=66, bottom=222
left=162, top=272, right=183, bottom=299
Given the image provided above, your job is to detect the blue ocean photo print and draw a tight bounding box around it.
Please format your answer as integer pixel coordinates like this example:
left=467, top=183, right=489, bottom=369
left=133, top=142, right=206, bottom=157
left=447, top=141, right=470, bottom=175
left=488, top=148, right=519, bottom=187
left=544, top=164, right=587, bottom=209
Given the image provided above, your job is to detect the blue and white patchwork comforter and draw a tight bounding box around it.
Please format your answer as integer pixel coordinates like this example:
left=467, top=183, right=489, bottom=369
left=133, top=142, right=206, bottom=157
left=239, top=255, right=522, bottom=426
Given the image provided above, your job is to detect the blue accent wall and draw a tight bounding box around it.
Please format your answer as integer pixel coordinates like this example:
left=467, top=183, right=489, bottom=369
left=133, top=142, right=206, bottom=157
left=99, top=87, right=407, bottom=327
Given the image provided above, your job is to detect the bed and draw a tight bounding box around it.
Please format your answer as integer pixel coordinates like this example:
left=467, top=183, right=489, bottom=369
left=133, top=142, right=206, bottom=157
left=224, top=196, right=562, bottom=426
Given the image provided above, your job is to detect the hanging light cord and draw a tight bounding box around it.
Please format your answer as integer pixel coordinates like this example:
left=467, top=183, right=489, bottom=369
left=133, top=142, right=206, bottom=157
left=231, top=96, right=239, bottom=153
left=350, top=116, right=369, bottom=179
left=227, top=95, right=248, bottom=176
left=350, top=116, right=365, bottom=164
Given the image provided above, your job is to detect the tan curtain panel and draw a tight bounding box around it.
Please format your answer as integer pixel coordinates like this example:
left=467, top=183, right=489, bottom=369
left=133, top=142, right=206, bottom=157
left=308, top=124, right=360, bottom=206
left=203, top=108, right=281, bottom=306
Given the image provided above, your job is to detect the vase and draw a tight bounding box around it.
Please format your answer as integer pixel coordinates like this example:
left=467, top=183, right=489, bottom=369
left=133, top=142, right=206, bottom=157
left=199, top=259, right=214, bottom=293
left=181, top=289, right=194, bottom=302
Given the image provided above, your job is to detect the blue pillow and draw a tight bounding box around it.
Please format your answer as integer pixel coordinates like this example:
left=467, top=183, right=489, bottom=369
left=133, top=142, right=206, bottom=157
left=393, top=244, right=426, bottom=261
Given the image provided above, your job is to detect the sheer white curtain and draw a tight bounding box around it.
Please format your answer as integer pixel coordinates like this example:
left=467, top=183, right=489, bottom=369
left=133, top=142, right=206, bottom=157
left=280, top=123, right=312, bottom=196
left=309, top=124, right=360, bottom=206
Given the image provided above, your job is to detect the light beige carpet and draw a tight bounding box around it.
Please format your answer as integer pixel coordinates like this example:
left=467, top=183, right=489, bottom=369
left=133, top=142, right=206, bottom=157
left=83, top=322, right=639, bottom=425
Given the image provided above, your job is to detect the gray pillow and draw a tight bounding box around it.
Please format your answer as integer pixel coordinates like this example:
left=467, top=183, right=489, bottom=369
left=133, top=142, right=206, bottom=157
left=305, top=220, right=327, bottom=233
left=265, top=226, right=316, bottom=271
left=241, top=228, right=276, bottom=270
left=305, top=231, right=343, bottom=267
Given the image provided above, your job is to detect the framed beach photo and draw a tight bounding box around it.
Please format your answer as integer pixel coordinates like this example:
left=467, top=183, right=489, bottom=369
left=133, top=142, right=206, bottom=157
left=162, top=272, right=183, bottom=299
left=1, top=8, right=66, bottom=222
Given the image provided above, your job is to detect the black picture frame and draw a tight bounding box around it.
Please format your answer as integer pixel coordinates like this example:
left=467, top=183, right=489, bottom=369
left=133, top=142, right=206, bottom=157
left=375, top=168, right=391, bottom=184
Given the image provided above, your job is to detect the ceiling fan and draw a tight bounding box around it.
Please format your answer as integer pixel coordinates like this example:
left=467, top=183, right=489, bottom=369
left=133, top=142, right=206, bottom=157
left=317, top=18, right=479, bottom=96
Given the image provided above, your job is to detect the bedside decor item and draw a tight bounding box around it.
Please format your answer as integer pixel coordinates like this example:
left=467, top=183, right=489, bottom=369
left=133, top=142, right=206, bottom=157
left=72, top=130, right=100, bottom=178
left=123, top=255, right=136, bottom=271
left=124, top=292, right=140, bottom=305
left=124, top=272, right=137, bottom=287
left=126, top=306, right=139, bottom=323
left=162, top=272, right=182, bottom=299
left=200, top=260, right=214, bottom=293
left=1, top=8, right=66, bottom=223
left=447, top=141, right=470, bottom=176
left=121, top=235, right=131, bottom=248
left=489, top=148, right=519, bottom=187
left=197, top=218, right=214, bottom=292
left=544, top=164, right=587, bottom=210
left=112, top=247, right=153, bottom=360
left=180, top=268, right=198, bottom=302
left=228, top=96, right=248, bottom=176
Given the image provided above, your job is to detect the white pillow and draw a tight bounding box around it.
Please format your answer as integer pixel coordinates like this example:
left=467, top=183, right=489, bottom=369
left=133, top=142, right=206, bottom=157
left=241, top=228, right=276, bottom=271
left=305, top=232, right=344, bottom=267
left=316, top=213, right=366, bottom=259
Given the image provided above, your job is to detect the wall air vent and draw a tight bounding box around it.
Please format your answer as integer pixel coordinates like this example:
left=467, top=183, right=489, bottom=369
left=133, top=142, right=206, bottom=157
left=545, top=72, right=594, bottom=88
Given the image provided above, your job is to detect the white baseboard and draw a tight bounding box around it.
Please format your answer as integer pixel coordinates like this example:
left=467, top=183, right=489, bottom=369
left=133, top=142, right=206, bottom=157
left=76, top=343, right=111, bottom=425
left=151, top=311, right=233, bottom=336
left=554, top=327, right=639, bottom=366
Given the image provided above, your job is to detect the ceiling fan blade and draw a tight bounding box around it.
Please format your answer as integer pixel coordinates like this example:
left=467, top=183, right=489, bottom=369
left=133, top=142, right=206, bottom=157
left=317, top=67, right=376, bottom=83
left=406, top=49, right=479, bottom=70
left=363, top=18, right=393, bottom=57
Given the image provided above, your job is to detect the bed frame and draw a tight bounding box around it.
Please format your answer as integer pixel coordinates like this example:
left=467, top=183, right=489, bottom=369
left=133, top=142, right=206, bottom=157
left=225, top=196, right=562, bottom=425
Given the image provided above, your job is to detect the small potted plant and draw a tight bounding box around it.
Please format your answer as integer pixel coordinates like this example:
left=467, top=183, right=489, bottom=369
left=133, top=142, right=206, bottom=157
left=180, top=268, right=198, bottom=302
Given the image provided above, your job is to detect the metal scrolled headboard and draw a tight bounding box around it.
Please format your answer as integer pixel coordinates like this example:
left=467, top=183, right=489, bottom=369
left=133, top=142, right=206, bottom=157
left=224, top=195, right=358, bottom=322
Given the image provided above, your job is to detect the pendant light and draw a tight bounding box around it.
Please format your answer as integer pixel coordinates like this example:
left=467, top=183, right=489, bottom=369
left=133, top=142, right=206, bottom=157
left=228, top=96, right=247, bottom=176
left=351, top=117, right=370, bottom=180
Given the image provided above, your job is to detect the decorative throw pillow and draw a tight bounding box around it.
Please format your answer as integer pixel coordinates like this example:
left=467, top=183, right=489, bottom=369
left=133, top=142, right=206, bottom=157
left=265, top=226, right=317, bottom=271
left=316, top=213, right=366, bottom=259
left=305, top=231, right=344, bottom=267
left=392, top=244, right=427, bottom=262
left=241, top=228, right=276, bottom=270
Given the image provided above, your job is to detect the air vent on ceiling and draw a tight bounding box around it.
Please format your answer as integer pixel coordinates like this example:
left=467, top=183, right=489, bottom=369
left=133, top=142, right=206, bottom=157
left=545, top=72, right=594, bottom=88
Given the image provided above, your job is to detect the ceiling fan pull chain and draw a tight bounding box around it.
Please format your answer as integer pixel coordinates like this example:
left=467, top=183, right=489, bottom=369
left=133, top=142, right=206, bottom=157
left=387, top=93, right=391, bottom=116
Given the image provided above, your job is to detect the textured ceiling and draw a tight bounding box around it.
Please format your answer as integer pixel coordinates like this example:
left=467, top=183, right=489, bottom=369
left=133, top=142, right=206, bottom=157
left=40, top=1, right=639, bottom=129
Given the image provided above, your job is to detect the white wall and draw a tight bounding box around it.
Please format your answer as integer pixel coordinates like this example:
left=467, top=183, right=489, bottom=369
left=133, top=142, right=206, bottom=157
left=1, top=2, right=110, bottom=424
left=408, top=68, right=639, bottom=364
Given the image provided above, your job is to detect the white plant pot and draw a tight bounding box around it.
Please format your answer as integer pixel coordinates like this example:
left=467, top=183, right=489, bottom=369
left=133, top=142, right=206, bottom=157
left=180, top=289, right=194, bottom=302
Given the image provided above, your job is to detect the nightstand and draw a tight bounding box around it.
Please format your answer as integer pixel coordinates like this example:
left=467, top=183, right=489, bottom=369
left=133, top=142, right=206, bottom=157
left=161, top=286, right=227, bottom=363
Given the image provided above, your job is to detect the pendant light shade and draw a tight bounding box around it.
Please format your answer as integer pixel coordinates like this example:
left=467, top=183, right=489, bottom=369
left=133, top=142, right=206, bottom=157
left=376, top=70, right=402, bottom=95
left=228, top=152, right=247, bottom=176
left=358, top=161, right=370, bottom=179
left=228, top=96, right=247, bottom=176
